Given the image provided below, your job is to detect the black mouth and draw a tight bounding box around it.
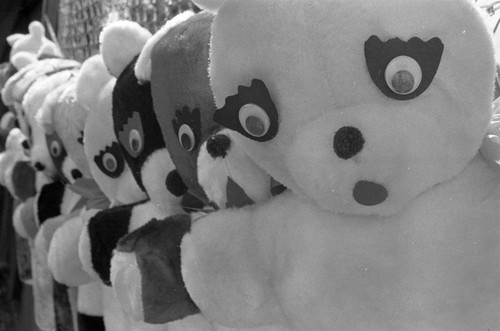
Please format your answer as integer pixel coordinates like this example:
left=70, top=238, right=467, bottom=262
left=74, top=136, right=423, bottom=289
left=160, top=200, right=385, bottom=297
left=353, top=180, right=388, bottom=206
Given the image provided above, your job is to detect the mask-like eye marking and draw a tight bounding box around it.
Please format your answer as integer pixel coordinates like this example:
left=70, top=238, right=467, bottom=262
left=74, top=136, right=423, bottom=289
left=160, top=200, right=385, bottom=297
left=94, top=141, right=125, bottom=178
left=364, top=36, right=443, bottom=100
left=118, top=112, right=144, bottom=158
left=178, top=124, right=196, bottom=151
left=213, top=79, right=278, bottom=142
left=172, top=107, right=201, bottom=152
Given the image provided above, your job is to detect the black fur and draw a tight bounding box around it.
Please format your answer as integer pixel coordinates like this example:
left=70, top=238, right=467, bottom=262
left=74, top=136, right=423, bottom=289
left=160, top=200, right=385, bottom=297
left=77, top=313, right=105, bottom=331
left=53, top=280, right=74, bottom=331
left=117, top=216, right=200, bottom=323
left=165, top=170, right=188, bottom=197
left=87, top=202, right=144, bottom=285
left=37, top=180, right=65, bottom=224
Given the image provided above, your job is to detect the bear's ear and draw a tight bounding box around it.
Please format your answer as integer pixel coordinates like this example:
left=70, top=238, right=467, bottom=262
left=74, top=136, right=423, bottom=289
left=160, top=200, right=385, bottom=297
left=76, top=55, right=112, bottom=109
left=28, top=21, right=45, bottom=40
left=100, top=21, right=152, bottom=78
left=192, top=0, right=229, bottom=13
left=135, top=10, right=195, bottom=82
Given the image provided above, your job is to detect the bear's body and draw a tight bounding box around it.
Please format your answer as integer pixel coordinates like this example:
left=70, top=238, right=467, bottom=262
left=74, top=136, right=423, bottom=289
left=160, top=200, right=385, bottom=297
left=184, top=154, right=500, bottom=330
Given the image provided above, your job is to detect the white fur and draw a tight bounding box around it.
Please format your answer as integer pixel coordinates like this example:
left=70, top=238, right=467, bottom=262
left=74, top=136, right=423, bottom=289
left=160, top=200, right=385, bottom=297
left=100, top=21, right=152, bottom=78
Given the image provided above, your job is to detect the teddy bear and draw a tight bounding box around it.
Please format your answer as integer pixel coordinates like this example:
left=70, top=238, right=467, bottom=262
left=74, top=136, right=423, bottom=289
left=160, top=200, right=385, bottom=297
left=74, top=52, right=176, bottom=331
left=35, top=70, right=111, bottom=331
left=6, top=20, right=63, bottom=70
left=119, top=0, right=500, bottom=330
left=109, top=12, right=282, bottom=331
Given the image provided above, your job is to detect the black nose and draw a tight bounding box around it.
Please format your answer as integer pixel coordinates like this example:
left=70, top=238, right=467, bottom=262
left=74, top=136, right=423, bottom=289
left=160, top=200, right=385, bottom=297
left=166, top=170, right=188, bottom=197
left=34, top=162, right=45, bottom=171
left=71, top=169, right=83, bottom=180
left=333, top=126, right=365, bottom=160
left=206, top=134, right=231, bottom=159
left=21, top=140, right=30, bottom=149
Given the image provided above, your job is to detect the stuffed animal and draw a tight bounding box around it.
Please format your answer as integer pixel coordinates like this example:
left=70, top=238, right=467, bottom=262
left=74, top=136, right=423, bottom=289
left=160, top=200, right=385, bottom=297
left=35, top=71, right=107, bottom=331
left=76, top=53, right=169, bottom=331
left=124, top=0, right=500, bottom=330
left=109, top=12, right=215, bottom=326
left=111, top=12, right=279, bottom=331
left=6, top=20, right=63, bottom=70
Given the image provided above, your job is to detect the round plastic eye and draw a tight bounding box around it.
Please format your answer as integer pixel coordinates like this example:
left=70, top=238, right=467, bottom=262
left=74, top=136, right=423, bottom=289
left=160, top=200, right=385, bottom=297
left=103, top=153, right=117, bottom=172
left=238, top=104, right=270, bottom=138
left=50, top=141, right=62, bottom=158
left=178, top=124, right=196, bottom=151
left=385, top=55, right=422, bottom=95
left=128, top=129, right=143, bottom=155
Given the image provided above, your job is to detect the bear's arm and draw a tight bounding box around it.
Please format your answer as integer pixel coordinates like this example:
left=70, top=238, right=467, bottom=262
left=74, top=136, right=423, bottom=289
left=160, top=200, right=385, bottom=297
left=181, top=206, right=284, bottom=328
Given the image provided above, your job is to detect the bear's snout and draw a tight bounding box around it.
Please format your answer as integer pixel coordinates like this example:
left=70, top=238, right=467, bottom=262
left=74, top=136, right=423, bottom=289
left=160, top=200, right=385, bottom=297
left=333, top=126, right=364, bottom=160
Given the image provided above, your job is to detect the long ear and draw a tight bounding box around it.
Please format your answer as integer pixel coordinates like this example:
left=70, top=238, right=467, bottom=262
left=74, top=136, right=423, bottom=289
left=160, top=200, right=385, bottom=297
left=100, top=21, right=152, bottom=78
left=192, top=0, right=229, bottom=13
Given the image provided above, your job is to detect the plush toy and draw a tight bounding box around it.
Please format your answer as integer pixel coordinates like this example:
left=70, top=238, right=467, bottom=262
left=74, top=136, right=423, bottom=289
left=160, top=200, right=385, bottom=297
left=76, top=53, right=170, bottom=331
left=35, top=71, right=108, bottom=331
left=109, top=12, right=214, bottom=326
left=122, top=0, right=500, bottom=330
left=102, top=20, right=186, bottom=216
left=110, top=12, right=280, bottom=331
left=6, top=20, right=63, bottom=70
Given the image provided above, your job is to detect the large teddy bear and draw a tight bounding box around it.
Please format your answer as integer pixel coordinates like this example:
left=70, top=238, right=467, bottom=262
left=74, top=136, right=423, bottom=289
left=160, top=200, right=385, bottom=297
left=134, top=0, right=500, bottom=330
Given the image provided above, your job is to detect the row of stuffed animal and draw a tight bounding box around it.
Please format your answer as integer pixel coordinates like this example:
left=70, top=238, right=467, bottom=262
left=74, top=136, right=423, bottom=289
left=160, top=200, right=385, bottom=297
left=2, top=0, right=500, bottom=330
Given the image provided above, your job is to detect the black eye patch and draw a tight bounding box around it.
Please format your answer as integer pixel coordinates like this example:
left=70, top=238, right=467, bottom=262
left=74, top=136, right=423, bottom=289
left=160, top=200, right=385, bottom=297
left=172, top=106, right=201, bottom=152
left=118, top=112, right=145, bottom=158
left=213, top=79, right=278, bottom=142
left=94, top=141, right=125, bottom=179
left=364, top=36, right=443, bottom=100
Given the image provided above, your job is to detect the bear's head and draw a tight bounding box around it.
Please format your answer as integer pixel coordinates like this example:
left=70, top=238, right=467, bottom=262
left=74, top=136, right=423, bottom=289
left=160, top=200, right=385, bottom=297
left=195, top=0, right=495, bottom=217
left=150, top=11, right=219, bottom=205
left=79, top=55, right=147, bottom=205
left=36, top=77, right=90, bottom=184
left=101, top=20, right=188, bottom=214
left=6, top=21, right=63, bottom=70
left=1, top=58, right=80, bottom=178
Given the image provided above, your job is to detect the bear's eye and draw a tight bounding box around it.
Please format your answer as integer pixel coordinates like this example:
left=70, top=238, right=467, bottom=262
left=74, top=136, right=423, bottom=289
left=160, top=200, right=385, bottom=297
left=128, top=129, right=143, bottom=155
left=102, top=153, right=118, bottom=172
left=172, top=106, right=201, bottom=152
left=213, top=79, right=279, bottom=142
left=385, top=56, right=422, bottom=95
left=238, top=104, right=270, bottom=137
left=178, top=124, right=196, bottom=151
left=50, top=140, right=62, bottom=158
left=364, top=36, right=443, bottom=101
left=118, top=112, right=144, bottom=158
left=94, top=141, right=125, bottom=178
